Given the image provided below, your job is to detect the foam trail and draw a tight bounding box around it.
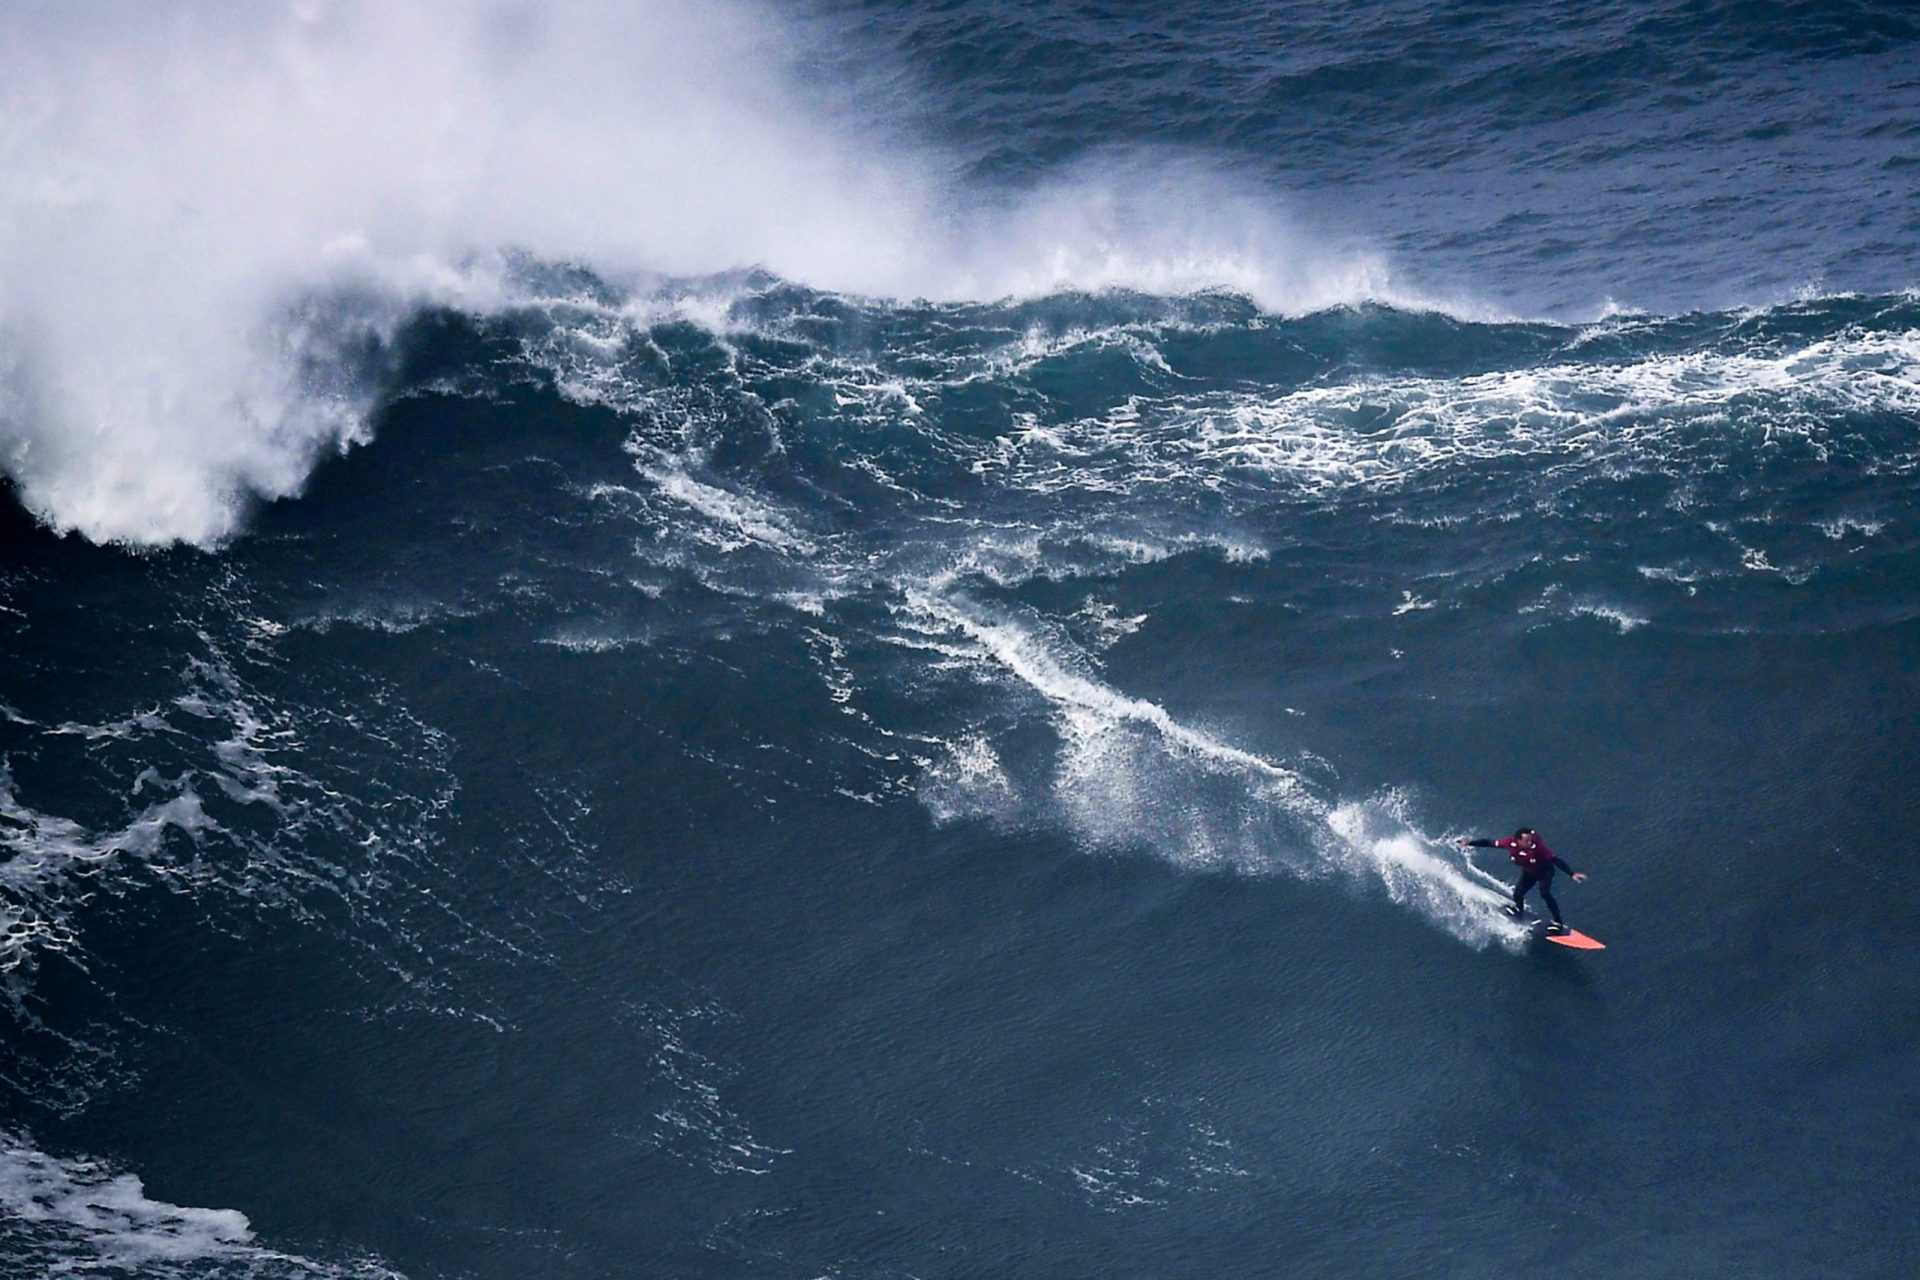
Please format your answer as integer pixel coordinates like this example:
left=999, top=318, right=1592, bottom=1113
left=0, top=0, right=1404, bottom=548
left=1324, top=798, right=1530, bottom=947
left=905, top=589, right=1309, bottom=801
left=904, top=590, right=1525, bottom=948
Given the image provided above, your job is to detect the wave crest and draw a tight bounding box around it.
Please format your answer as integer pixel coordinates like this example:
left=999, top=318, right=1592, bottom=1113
left=0, top=1, right=1403, bottom=548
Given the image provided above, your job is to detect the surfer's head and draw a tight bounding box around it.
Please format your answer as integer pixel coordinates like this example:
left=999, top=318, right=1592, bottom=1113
left=1513, top=826, right=1537, bottom=845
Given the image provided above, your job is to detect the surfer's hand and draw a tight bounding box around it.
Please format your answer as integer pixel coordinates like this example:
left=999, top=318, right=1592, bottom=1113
left=1572, top=872, right=1588, bottom=883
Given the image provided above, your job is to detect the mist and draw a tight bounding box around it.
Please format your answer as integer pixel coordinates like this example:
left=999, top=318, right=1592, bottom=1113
left=0, top=0, right=1394, bottom=547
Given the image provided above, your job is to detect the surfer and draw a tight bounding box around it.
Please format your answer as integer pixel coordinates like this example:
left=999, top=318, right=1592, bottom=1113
left=1457, top=828, right=1586, bottom=935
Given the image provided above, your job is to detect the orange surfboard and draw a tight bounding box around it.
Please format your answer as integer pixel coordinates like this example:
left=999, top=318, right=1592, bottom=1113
left=1506, top=908, right=1606, bottom=950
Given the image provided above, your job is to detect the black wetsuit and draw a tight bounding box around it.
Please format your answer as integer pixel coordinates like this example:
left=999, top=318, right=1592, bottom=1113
left=1465, top=837, right=1577, bottom=924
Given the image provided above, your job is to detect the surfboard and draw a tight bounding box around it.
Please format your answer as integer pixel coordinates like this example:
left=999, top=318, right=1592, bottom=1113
left=1504, top=908, right=1606, bottom=950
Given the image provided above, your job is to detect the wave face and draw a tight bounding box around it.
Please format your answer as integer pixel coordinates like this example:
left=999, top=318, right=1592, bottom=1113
left=3, top=3, right=1919, bottom=1278
left=3, top=277, right=1917, bottom=1277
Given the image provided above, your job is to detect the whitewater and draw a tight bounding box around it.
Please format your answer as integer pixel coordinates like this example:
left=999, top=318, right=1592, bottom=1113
left=0, top=0, right=1413, bottom=548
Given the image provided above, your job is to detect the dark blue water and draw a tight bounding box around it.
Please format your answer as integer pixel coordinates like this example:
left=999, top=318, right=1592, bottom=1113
left=809, top=0, right=1920, bottom=315
left=2, top=3, right=1918, bottom=1277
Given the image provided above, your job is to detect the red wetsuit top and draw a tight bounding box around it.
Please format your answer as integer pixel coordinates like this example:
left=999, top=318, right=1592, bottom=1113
left=1467, top=836, right=1575, bottom=876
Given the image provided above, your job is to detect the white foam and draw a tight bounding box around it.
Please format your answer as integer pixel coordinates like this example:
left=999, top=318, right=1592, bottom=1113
left=908, top=591, right=1307, bottom=797
left=1735, top=544, right=1815, bottom=584
left=0, top=1, right=1421, bottom=548
left=1325, top=800, right=1530, bottom=947
left=901, top=591, right=1521, bottom=947
left=537, top=629, right=648, bottom=654
left=0, top=1133, right=251, bottom=1268
left=1636, top=564, right=1703, bottom=585
left=1568, top=602, right=1648, bottom=633
left=918, top=734, right=1020, bottom=826
left=1520, top=586, right=1649, bottom=633
left=1072, top=597, right=1149, bottom=650
left=297, top=598, right=480, bottom=635
left=0, top=763, right=216, bottom=975
left=0, top=1130, right=403, bottom=1276
left=1814, top=515, right=1886, bottom=539
left=1037, top=327, right=1920, bottom=502
left=640, top=464, right=814, bottom=554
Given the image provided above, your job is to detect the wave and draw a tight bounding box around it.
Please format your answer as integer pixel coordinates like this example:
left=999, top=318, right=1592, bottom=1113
left=0, top=0, right=1409, bottom=549
left=404, top=323, right=1536, bottom=946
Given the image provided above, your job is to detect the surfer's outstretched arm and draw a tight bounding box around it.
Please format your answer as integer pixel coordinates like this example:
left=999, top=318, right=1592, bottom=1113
left=1549, top=856, right=1589, bottom=883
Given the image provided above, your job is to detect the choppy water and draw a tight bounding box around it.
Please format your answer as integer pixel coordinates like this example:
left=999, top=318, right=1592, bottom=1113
left=2, top=3, right=1917, bottom=1277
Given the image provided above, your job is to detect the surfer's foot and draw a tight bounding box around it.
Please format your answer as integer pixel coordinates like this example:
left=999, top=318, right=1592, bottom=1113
left=1502, top=904, right=1524, bottom=918
left=1544, top=922, right=1570, bottom=936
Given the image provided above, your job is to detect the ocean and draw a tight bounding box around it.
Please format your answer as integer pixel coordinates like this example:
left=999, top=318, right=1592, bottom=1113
left=1, top=1, right=1917, bottom=1276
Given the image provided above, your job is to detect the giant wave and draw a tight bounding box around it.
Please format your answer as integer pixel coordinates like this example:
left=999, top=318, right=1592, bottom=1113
left=0, top=0, right=1404, bottom=549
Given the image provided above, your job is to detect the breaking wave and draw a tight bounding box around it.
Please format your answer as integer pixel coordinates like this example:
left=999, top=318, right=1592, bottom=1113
left=0, top=0, right=1405, bottom=548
